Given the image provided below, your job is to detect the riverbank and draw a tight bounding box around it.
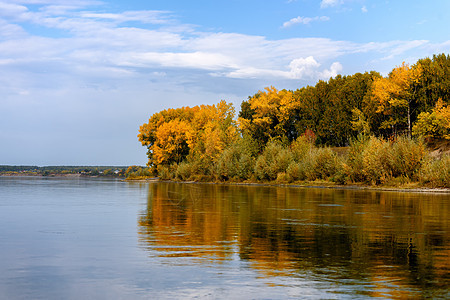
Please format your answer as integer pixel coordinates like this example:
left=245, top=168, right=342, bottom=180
left=127, top=177, right=450, bottom=194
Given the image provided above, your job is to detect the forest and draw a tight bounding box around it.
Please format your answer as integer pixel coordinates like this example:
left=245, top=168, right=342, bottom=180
left=135, top=54, right=450, bottom=188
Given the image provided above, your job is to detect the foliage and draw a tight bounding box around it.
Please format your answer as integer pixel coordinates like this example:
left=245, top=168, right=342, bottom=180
left=370, top=62, right=422, bottom=136
left=125, top=166, right=153, bottom=179
left=138, top=100, right=238, bottom=171
left=239, top=87, right=297, bottom=147
left=215, top=136, right=257, bottom=181
left=254, top=140, right=293, bottom=181
left=344, top=136, right=426, bottom=185
left=418, top=154, right=450, bottom=188
left=413, top=98, right=450, bottom=139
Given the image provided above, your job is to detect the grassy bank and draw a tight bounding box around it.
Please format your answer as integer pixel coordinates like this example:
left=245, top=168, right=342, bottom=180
left=127, top=136, right=449, bottom=189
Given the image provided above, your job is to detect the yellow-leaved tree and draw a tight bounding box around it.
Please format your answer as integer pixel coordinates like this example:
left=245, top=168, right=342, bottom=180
left=371, top=62, right=422, bottom=136
left=238, top=86, right=297, bottom=145
left=138, top=106, right=197, bottom=168
left=413, top=98, right=450, bottom=140
left=187, top=100, right=238, bottom=167
left=138, top=100, right=237, bottom=171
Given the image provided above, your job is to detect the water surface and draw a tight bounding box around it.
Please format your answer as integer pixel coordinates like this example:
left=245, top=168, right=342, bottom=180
left=0, top=177, right=448, bottom=299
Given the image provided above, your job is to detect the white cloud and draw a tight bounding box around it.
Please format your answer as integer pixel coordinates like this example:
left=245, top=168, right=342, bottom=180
left=288, top=56, right=320, bottom=79
left=320, top=0, right=342, bottom=9
left=225, top=57, right=342, bottom=81
left=361, top=6, right=368, bottom=13
left=320, top=62, right=343, bottom=78
left=0, top=2, right=28, bottom=15
left=282, top=16, right=330, bottom=28
left=80, top=10, right=172, bottom=24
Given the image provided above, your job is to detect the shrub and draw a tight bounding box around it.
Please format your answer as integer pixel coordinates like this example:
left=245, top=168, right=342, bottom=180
left=157, top=165, right=175, bottom=180
left=276, top=172, right=289, bottom=183
left=418, top=154, right=450, bottom=187
left=344, top=135, right=427, bottom=185
left=390, top=136, right=426, bottom=179
left=176, top=161, right=192, bottom=180
left=306, top=147, right=340, bottom=181
left=286, top=161, right=307, bottom=182
left=291, top=135, right=314, bottom=162
left=345, top=135, right=370, bottom=182
left=254, top=141, right=293, bottom=181
left=125, top=165, right=153, bottom=179
left=361, top=137, right=392, bottom=184
left=215, top=141, right=255, bottom=181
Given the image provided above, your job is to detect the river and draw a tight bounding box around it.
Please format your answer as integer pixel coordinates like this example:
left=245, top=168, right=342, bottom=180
left=0, top=177, right=448, bottom=299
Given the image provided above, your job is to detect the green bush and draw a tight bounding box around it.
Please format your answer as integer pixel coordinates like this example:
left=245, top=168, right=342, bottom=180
left=306, top=147, right=340, bottom=181
left=125, top=165, right=153, bottom=179
left=361, top=137, right=392, bottom=184
left=215, top=141, right=255, bottom=181
left=418, top=154, right=450, bottom=187
left=344, top=136, right=428, bottom=185
left=286, top=161, right=307, bottom=182
left=291, top=135, right=314, bottom=162
left=157, top=165, right=173, bottom=180
left=390, top=136, right=426, bottom=179
left=176, top=161, right=192, bottom=180
left=345, top=135, right=370, bottom=183
left=254, top=141, right=293, bottom=181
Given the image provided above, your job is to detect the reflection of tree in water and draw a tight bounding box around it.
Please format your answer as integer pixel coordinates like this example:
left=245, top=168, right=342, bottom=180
left=138, top=183, right=449, bottom=298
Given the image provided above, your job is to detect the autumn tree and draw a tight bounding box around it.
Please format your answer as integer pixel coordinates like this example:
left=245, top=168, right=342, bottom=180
left=186, top=100, right=238, bottom=171
left=138, top=101, right=237, bottom=171
left=370, top=62, right=422, bottom=136
left=238, top=86, right=298, bottom=147
left=415, top=53, right=450, bottom=108
left=138, top=106, right=197, bottom=168
left=412, top=98, right=450, bottom=140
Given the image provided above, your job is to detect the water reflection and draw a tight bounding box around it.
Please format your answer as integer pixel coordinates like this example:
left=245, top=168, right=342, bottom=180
left=138, top=183, right=449, bottom=298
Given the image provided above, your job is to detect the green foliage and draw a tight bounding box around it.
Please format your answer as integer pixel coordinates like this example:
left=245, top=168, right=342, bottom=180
left=418, top=155, right=450, bottom=188
left=344, top=134, right=369, bottom=183
left=415, top=53, right=450, bottom=109
left=215, top=138, right=256, bottom=181
left=286, top=162, right=307, bottom=182
left=390, top=136, right=426, bottom=178
left=254, top=141, right=293, bottom=181
left=125, top=166, right=153, bottom=179
left=175, top=161, right=192, bottom=181
left=290, top=135, right=314, bottom=162
left=344, top=136, right=426, bottom=185
left=157, top=164, right=177, bottom=181
left=412, top=99, right=450, bottom=139
left=306, top=147, right=340, bottom=181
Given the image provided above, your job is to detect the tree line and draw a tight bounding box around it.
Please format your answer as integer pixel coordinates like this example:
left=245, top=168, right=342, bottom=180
left=137, top=54, right=450, bottom=187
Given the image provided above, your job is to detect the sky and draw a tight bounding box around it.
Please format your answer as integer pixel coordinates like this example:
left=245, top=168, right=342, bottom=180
left=1, top=0, right=449, bottom=166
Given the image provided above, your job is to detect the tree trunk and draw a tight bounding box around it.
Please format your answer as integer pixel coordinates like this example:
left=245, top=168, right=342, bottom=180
left=407, top=102, right=411, bottom=137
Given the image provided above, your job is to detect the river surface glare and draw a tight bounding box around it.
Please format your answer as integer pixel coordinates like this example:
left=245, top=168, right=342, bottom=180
left=0, top=177, right=448, bottom=299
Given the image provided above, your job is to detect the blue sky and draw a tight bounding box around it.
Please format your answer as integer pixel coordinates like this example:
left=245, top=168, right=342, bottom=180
left=1, top=0, right=449, bottom=166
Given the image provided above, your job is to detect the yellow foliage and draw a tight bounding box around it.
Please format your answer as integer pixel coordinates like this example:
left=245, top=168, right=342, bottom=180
left=370, top=62, right=423, bottom=133
left=413, top=98, right=450, bottom=139
left=239, top=86, right=297, bottom=141
left=153, top=119, right=191, bottom=165
left=139, top=100, right=237, bottom=167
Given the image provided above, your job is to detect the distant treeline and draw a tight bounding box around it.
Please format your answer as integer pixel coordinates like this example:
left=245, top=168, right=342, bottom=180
left=136, top=54, right=450, bottom=187
left=0, top=165, right=130, bottom=177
